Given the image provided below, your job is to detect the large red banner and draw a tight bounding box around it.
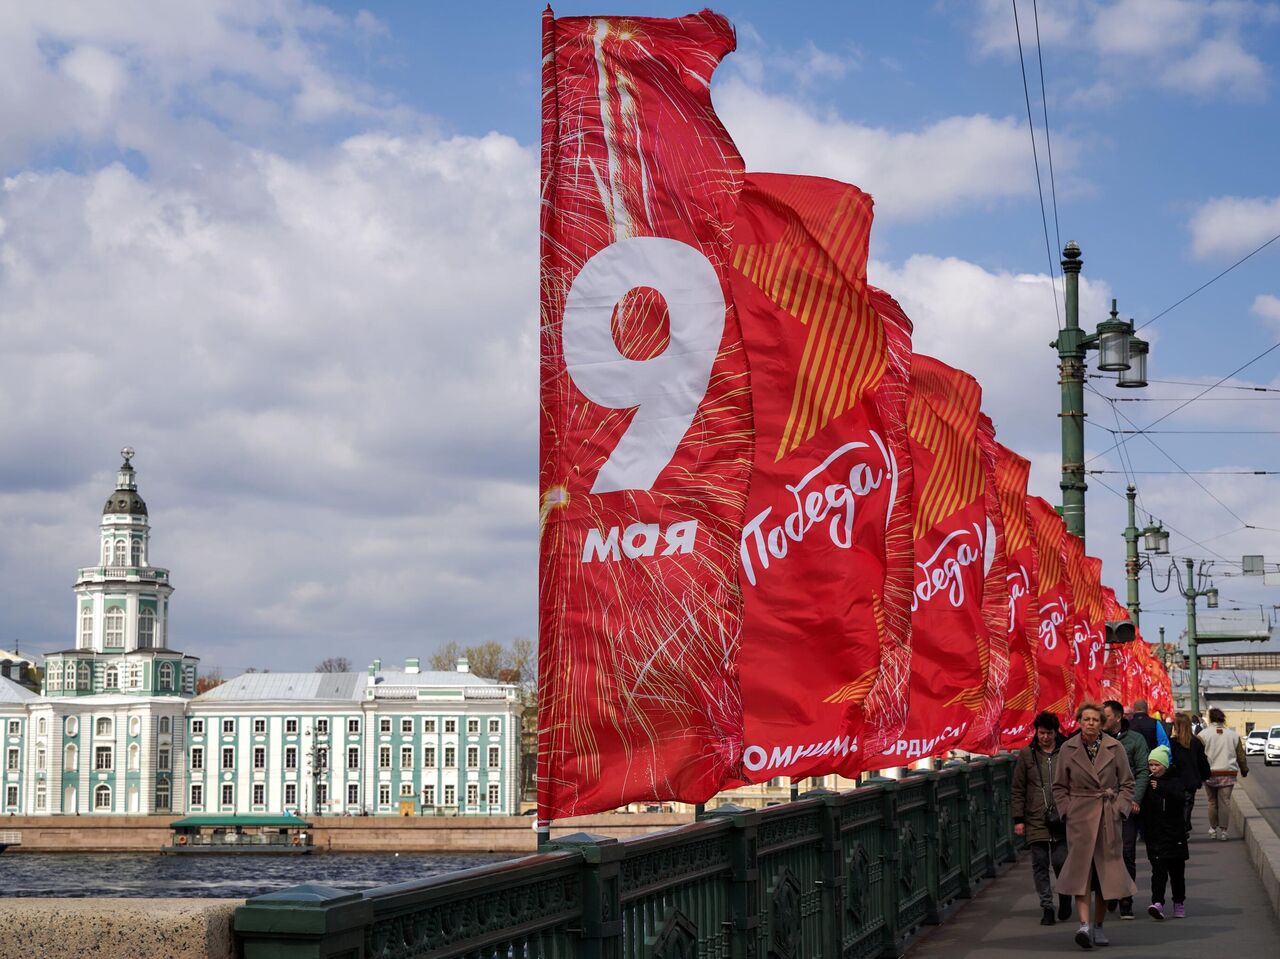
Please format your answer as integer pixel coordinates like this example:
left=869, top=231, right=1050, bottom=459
left=1100, top=586, right=1129, bottom=701
left=538, top=11, right=751, bottom=818
left=875, top=355, right=993, bottom=764
left=1027, top=496, right=1074, bottom=727
left=729, top=175, right=914, bottom=782
left=968, top=414, right=1009, bottom=753
left=995, top=445, right=1040, bottom=748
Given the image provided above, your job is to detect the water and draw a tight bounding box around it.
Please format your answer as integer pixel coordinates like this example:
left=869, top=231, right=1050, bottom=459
left=0, top=851, right=513, bottom=899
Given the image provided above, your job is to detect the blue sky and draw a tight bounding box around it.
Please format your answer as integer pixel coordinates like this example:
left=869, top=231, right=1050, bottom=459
left=1, top=0, right=1278, bottom=672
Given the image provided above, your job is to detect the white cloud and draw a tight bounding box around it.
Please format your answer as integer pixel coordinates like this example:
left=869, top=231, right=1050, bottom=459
left=715, top=80, right=1077, bottom=220
left=1091, top=0, right=1205, bottom=56
left=1188, top=194, right=1280, bottom=257
left=1252, top=293, right=1280, bottom=331
left=1162, top=34, right=1266, bottom=96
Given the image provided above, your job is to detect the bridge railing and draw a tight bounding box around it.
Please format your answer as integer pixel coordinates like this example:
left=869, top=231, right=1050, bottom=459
left=234, top=755, right=1015, bottom=959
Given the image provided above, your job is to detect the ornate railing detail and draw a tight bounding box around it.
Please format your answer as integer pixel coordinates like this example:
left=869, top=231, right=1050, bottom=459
left=234, top=757, right=1015, bottom=959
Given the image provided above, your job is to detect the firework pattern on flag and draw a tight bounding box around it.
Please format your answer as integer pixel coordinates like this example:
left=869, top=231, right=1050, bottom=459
left=994, top=444, right=1040, bottom=748
left=1027, top=496, right=1076, bottom=730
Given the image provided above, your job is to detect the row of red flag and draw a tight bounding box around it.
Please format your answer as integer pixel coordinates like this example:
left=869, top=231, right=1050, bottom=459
left=536, top=10, right=1174, bottom=821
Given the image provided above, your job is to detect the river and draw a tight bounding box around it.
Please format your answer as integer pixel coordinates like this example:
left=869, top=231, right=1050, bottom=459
left=0, top=851, right=514, bottom=898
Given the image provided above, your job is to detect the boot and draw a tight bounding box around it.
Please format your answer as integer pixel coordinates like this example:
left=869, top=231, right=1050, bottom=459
left=1042, top=907, right=1056, bottom=925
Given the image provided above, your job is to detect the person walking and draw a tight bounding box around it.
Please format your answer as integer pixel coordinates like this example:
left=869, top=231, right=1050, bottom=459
left=1013, top=712, right=1073, bottom=925
left=1141, top=746, right=1190, bottom=919
left=1197, top=707, right=1249, bottom=840
left=1171, top=712, right=1210, bottom=837
left=1102, top=700, right=1149, bottom=920
left=1127, top=699, right=1168, bottom=750
left=1053, top=702, right=1137, bottom=949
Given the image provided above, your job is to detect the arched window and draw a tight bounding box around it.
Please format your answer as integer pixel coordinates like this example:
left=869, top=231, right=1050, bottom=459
left=127, top=742, right=140, bottom=771
left=103, top=608, right=125, bottom=647
left=105, top=666, right=119, bottom=689
left=113, top=540, right=126, bottom=565
left=77, top=662, right=90, bottom=689
left=65, top=716, right=78, bottom=737
left=95, top=717, right=112, bottom=737
left=128, top=716, right=140, bottom=737
left=137, top=609, right=155, bottom=649
left=128, top=663, right=142, bottom=689
left=64, top=662, right=75, bottom=686
left=80, top=608, right=94, bottom=648
left=102, top=540, right=110, bottom=564
left=64, top=743, right=78, bottom=771
left=158, top=662, right=174, bottom=689
left=94, top=784, right=112, bottom=810
left=37, top=718, right=46, bottom=736
left=159, top=717, right=170, bottom=734
left=130, top=539, right=142, bottom=567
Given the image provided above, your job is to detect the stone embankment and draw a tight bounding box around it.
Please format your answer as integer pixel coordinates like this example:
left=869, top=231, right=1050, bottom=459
left=0, top=811, right=692, bottom=853
left=0, top=899, right=239, bottom=959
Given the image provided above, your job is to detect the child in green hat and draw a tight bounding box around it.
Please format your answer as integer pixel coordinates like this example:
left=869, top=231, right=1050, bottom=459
left=1142, top=745, right=1190, bottom=919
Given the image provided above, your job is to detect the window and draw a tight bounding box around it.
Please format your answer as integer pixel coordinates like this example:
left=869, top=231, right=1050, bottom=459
left=422, top=784, right=435, bottom=806
left=444, top=719, right=457, bottom=734
left=103, top=608, right=125, bottom=647
left=285, top=747, right=297, bottom=770
left=158, top=662, right=173, bottom=688
left=65, top=663, right=75, bottom=687
left=5, top=749, right=18, bottom=771
left=253, top=719, right=265, bottom=734
left=444, top=784, right=456, bottom=806
left=316, top=783, right=328, bottom=805
left=400, top=746, right=413, bottom=769
left=489, top=719, right=501, bottom=735
left=94, top=784, right=111, bottom=809
left=252, top=783, right=265, bottom=806
left=424, top=746, right=436, bottom=767
left=466, top=783, right=478, bottom=807
left=95, top=746, right=112, bottom=770
left=316, top=719, right=329, bottom=735
left=191, top=784, right=203, bottom=806
left=138, top=609, right=156, bottom=649
left=37, top=717, right=46, bottom=736
left=154, top=782, right=170, bottom=811
left=65, top=744, right=78, bottom=771
left=347, top=747, right=360, bottom=769
left=253, top=747, right=265, bottom=769
left=191, top=747, right=203, bottom=770
left=6, top=720, right=18, bottom=736
left=221, top=747, right=234, bottom=770
left=49, top=670, right=61, bottom=691
left=444, top=746, right=456, bottom=768
left=285, top=718, right=298, bottom=734
left=3, top=785, right=16, bottom=807
left=77, top=662, right=89, bottom=689
left=379, top=718, right=391, bottom=734
left=285, top=783, right=297, bottom=806
left=466, top=746, right=479, bottom=769
left=159, top=717, right=170, bottom=734
left=80, top=608, right=94, bottom=647
left=36, top=748, right=46, bottom=771
left=221, top=784, right=233, bottom=806
left=158, top=748, right=170, bottom=771
left=113, top=540, right=126, bottom=564
left=379, top=783, right=390, bottom=805
left=96, top=717, right=112, bottom=737
left=400, top=782, right=414, bottom=797
left=104, top=666, right=119, bottom=689
left=347, top=783, right=360, bottom=805
left=467, top=719, right=479, bottom=734
left=129, top=716, right=140, bottom=737
left=192, top=719, right=204, bottom=735
left=317, top=748, right=328, bottom=769
left=131, top=539, right=142, bottom=567
left=102, top=540, right=110, bottom=564
left=66, top=716, right=77, bottom=737
left=488, top=784, right=500, bottom=806
left=488, top=746, right=500, bottom=768
left=347, top=719, right=360, bottom=734
left=36, top=787, right=47, bottom=811
left=222, top=719, right=235, bottom=735
left=379, top=746, right=391, bottom=769
left=401, top=719, right=413, bottom=735
left=424, top=719, right=436, bottom=733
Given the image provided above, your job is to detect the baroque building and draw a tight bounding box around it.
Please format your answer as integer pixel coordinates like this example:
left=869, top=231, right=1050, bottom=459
left=1, top=451, right=522, bottom=816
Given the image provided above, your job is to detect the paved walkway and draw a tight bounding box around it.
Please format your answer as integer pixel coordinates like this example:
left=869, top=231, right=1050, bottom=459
left=907, top=782, right=1280, bottom=958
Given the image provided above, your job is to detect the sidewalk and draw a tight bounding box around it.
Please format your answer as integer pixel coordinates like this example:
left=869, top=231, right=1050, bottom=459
left=906, top=797, right=1280, bottom=957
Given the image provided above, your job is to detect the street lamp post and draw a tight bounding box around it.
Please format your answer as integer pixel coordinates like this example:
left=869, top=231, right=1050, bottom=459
left=1122, top=484, right=1170, bottom=627
left=1054, top=245, right=1149, bottom=545
left=1182, top=558, right=1220, bottom=714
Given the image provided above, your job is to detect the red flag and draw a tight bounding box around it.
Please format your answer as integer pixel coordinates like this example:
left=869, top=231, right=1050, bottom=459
left=1027, top=496, right=1074, bottom=727
left=995, top=446, right=1040, bottom=748
left=538, top=10, right=750, bottom=818
left=967, top=414, right=1010, bottom=753
left=729, top=175, right=914, bottom=782
left=873, top=354, right=992, bottom=765
left=1100, top=586, right=1129, bottom=701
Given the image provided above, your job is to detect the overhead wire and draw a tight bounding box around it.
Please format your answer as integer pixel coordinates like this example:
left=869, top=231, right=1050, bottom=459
left=1032, top=0, right=1063, bottom=275
left=1136, top=230, right=1280, bottom=333
left=1086, top=473, right=1232, bottom=561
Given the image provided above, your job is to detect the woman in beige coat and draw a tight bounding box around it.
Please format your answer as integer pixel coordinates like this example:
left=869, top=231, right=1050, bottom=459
left=1052, top=702, right=1137, bottom=949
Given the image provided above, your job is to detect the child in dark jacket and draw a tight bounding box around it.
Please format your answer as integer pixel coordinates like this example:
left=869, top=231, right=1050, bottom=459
left=1142, top=745, right=1190, bottom=919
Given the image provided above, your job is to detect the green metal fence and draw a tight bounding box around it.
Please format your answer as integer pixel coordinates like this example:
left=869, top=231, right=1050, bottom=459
left=234, top=756, right=1015, bottom=959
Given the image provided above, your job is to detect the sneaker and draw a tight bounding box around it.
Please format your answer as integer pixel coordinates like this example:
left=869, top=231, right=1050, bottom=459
left=1119, top=900, right=1134, bottom=920
left=1209, top=827, right=1219, bottom=839
left=1173, top=903, right=1185, bottom=919
left=1042, top=907, right=1056, bottom=926
left=1075, top=923, right=1094, bottom=949
left=1059, top=895, right=1074, bottom=921
left=1148, top=903, right=1164, bottom=921
left=1218, top=828, right=1229, bottom=841
left=1092, top=926, right=1110, bottom=947
left=1106, top=899, right=1117, bottom=913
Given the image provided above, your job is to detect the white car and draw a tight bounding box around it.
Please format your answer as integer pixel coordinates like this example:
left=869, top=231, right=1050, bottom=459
left=1246, top=730, right=1269, bottom=756
left=1266, top=726, right=1280, bottom=767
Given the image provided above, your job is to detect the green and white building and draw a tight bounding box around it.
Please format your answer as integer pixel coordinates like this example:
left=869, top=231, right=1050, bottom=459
left=2, top=451, right=523, bottom=816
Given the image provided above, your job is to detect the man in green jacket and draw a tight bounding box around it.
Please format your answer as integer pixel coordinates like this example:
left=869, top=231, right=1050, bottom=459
left=1104, top=699, right=1150, bottom=920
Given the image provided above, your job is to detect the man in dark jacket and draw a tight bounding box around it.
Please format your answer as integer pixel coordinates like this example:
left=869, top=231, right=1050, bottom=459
left=1012, top=711, right=1072, bottom=925
left=1128, top=699, right=1163, bottom=750
left=1104, top=700, right=1150, bottom=920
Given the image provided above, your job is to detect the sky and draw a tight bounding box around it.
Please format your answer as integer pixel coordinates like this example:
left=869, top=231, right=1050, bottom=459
left=2, top=0, right=1279, bottom=674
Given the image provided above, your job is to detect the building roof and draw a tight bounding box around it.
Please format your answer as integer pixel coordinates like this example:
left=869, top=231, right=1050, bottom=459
left=170, top=814, right=312, bottom=829
left=0, top=676, right=40, bottom=704
left=192, top=667, right=509, bottom=703
left=0, top=649, right=42, bottom=667
left=375, top=669, right=498, bottom=687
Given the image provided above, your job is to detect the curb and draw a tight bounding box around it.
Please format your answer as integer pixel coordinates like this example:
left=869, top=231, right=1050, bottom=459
left=1233, top=777, right=1280, bottom=918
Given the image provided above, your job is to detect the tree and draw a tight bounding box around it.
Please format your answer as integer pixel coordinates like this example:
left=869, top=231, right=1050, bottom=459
left=195, top=666, right=225, bottom=694
left=315, top=657, right=352, bottom=673
left=429, top=638, right=534, bottom=687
